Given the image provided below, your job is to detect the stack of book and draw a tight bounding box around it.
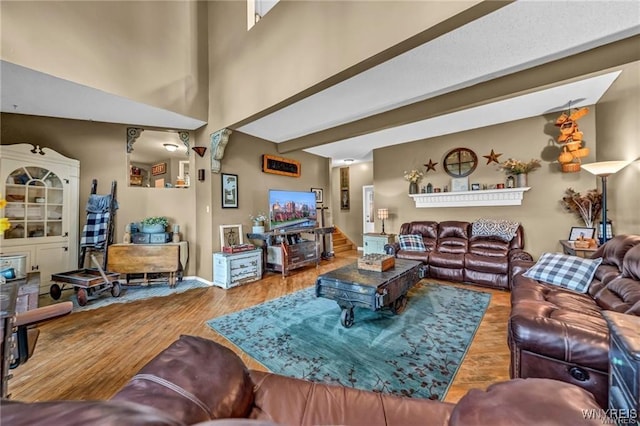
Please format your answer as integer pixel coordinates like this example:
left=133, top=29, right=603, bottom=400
left=222, top=244, right=256, bottom=254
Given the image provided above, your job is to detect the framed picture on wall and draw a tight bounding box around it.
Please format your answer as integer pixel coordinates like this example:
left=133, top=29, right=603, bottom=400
left=221, top=173, right=238, bottom=208
left=311, top=187, right=323, bottom=203
left=151, top=162, right=166, bottom=176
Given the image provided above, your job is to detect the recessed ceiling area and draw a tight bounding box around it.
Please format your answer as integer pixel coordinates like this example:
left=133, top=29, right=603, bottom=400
left=304, top=71, right=622, bottom=164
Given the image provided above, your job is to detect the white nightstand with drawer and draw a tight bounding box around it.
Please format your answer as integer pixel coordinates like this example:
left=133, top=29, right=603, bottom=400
left=213, top=249, right=262, bottom=289
left=363, top=233, right=396, bottom=255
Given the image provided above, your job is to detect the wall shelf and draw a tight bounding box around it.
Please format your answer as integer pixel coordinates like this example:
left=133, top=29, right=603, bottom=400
left=409, top=187, right=530, bottom=208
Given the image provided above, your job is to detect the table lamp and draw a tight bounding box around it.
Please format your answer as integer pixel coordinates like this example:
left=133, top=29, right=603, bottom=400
left=580, top=160, right=630, bottom=244
left=377, top=208, right=389, bottom=235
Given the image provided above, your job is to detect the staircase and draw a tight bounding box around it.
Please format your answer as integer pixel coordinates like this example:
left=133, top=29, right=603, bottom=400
left=332, top=227, right=356, bottom=254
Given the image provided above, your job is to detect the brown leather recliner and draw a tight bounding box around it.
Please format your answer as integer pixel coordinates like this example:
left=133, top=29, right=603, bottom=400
left=1, top=335, right=607, bottom=425
left=386, top=220, right=532, bottom=290
left=509, top=234, right=640, bottom=408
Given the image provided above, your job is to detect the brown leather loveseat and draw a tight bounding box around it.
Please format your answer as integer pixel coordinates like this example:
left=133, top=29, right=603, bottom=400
left=509, top=234, right=640, bottom=408
left=2, top=335, right=607, bottom=425
left=385, top=220, right=532, bottom=290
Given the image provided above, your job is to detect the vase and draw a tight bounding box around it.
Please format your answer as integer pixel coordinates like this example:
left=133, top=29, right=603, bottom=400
left=516, top=173, right=528, bottom=188
left=409, top=182, right=419, bottom=194
left=252, top=220, right=265, bottom=234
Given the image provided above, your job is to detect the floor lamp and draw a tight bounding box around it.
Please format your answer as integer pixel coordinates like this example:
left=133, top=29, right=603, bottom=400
left=377, top=208, right=389, bottom=235
left=580, top=160, right=630, bottom=245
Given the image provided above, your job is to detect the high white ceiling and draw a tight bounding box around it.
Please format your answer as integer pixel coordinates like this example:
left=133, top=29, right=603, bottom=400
left=1, top=1, right=638, bottom=167
left=238, top=0, right=640, bottom=166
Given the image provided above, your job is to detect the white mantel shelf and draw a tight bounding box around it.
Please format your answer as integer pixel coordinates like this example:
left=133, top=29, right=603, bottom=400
left=409, top=187, right=531, bottom=208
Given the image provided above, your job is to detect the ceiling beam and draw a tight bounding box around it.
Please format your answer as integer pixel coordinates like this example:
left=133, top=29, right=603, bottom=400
left=276, top=34, right=640, bottom=154
left=231, top=1, right=512, bottom=130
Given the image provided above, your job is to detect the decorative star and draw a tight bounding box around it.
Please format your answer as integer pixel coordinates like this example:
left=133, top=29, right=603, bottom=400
left=483, top=149, right=502, bottom=165
left=424, top=159, right=438, bottom=172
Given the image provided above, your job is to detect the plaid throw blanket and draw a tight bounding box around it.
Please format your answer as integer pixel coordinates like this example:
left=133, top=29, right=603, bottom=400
left=81, top=212, right=110, bottom=248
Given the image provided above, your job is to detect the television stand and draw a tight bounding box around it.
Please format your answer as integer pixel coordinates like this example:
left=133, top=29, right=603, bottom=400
left=247, top=227, right=333, bottom=278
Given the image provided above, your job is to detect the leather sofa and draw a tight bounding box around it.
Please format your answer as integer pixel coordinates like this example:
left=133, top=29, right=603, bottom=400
left=509, top=234, right=640, bottom=408
left=2, top=335, right=607, bottom=425
left=385, top=220, right=532, bottom=290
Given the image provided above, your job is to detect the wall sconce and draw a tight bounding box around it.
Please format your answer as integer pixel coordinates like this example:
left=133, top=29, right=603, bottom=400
left=377, top=208, right=389, bottom=235
left=192, top=146, right=207, bottom=157
left=164, top=143, right=179, bottom=152
left=198, top=169, right=205, bottom=182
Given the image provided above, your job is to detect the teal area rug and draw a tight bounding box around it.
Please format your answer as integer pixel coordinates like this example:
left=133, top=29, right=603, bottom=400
left=207, top=282, right=491, bottom=400
left=50, top=279, right=211, bottom=312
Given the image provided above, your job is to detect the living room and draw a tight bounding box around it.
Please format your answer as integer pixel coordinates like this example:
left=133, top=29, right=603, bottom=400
left=1, top=1, right=639, bottom=424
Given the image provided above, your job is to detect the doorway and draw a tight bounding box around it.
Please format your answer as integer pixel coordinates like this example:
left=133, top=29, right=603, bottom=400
left=363, top=185, right=374, bottom=234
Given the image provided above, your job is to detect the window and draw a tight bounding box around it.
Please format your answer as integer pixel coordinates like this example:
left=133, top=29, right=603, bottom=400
left=247, top=0, right=280, bottom=30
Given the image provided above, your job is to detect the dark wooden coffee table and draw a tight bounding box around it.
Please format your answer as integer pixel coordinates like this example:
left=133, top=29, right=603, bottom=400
left=315, top=259, right=423, bottom=328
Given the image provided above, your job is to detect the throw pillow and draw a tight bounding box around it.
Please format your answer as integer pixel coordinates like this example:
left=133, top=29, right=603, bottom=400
left=523, top=252, right=603, bottom=293
left=472, top=218, right=520, bottom=242
left=398, top=234, right=426, bottom=252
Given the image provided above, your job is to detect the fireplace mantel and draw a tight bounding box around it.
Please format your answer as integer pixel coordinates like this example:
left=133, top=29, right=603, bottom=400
left=409, top=187, right=530, bottom=208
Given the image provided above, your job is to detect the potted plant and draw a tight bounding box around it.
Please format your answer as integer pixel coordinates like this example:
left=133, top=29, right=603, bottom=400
left=403, top=169, right=424, bottom=194
left=498, top=158, right=541, bottom=187
left=250, top=212, right=268, bottom=234
left=140, top=216, right=169, bottom=233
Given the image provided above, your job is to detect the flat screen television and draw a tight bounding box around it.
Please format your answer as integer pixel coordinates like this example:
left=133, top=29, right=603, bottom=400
left=269, top=189, right=317, bottom=231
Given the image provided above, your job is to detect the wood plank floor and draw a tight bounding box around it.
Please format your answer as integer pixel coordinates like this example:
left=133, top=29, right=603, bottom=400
left=8, top=250, right=511, bottom=403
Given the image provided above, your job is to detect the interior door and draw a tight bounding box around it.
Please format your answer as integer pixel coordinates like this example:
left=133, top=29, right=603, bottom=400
left=363, top=185, right=374, bottom=234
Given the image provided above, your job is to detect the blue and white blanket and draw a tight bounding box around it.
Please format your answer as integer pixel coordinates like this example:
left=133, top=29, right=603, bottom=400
left=81, top=212, right=110, bottom=248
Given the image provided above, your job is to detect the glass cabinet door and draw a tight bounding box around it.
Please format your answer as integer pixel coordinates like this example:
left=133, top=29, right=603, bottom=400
left=4, top=166, right=64, bottom=240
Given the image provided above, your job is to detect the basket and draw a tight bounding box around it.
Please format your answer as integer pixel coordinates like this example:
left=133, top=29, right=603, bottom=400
left=574, top=240, right=591, bottom=249
left=572, top=147, right=590, bottom=158
left=571, top=131, right=583, bottom=141
left=358, top=254, right=395, bottom=272
left=562, top=163, right=581, bottom=173
left=558, top=150, right=574, bottom=164
left=565, top=141, right=582, bottom=151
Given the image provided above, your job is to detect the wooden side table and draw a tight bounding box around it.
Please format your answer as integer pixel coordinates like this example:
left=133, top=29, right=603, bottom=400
left=107, top=242, right=188, bottom=287
left=559, top=240, right=598, bottom=258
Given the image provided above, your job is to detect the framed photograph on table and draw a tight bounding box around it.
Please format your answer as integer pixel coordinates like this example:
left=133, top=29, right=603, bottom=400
left=221, top=173, right=238, bottom=208
left=311, top=187, right=323, bottom=203
left=220, top=224, right=243, bottom=249
left=568, top=227, right=595, bottom=241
